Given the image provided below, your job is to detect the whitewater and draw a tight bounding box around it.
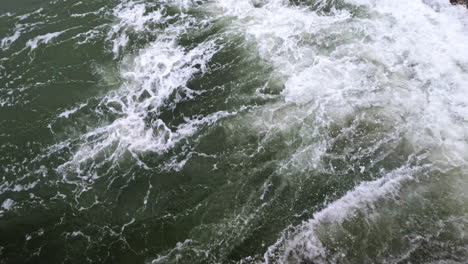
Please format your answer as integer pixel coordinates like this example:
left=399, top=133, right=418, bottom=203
left=1, top=0, right=468, bottom=263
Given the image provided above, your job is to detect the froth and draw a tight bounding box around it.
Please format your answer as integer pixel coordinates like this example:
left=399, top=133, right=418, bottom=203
left=59, top=1, right=222, bottom=174
left=212, top=0, right=468, bottom=262
left=264, top=164, right=426, bottom=263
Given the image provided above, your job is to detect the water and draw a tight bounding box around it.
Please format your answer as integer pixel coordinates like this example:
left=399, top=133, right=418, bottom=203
left=1, top=0, right=468, bottom=263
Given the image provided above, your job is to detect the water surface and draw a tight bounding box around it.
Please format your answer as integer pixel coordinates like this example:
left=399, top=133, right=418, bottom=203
left=1, top=0, right=468, bottom=263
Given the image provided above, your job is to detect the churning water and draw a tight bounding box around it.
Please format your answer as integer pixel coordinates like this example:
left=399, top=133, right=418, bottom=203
left=1, top=0, right=468, bottom=263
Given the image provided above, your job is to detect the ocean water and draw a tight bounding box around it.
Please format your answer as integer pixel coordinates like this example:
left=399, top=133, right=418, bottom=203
left=1, top=0, right=468, bottom=263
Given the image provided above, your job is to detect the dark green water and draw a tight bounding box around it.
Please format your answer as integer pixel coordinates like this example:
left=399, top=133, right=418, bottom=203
left=1, top=0, right=468, bottom=263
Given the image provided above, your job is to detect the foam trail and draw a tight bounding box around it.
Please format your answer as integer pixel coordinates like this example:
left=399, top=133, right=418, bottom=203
left=208, top=0, right=468, bottom=262
left=0, top=28, right=21, bottom=50
left=1, top=198, right=15, bottom=211
left=60, top=40, right=219, bottom=170
left=58, top=1, right=223, bottom=175
left=263, top=163, right=428, bottom=263
left=213, top=0, right=468, bottom=168
left=26, top=30, right=69, bottom=50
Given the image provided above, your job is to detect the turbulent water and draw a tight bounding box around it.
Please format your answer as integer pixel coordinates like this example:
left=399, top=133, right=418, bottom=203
left=1, top=0, right=468, bottom=263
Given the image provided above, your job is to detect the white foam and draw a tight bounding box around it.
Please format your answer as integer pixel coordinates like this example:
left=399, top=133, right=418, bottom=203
left=208, top=0, right=468, bottom=261
left=264, top=164, right=427, bottom=263
left=107, top=1, right=166, bottom=56
left=0, top=27, right=22, bottom=50
left=1, top=198, right=14, bottom=211
left=26, top=31, right=65, bottom=50
left=0, top=12, right=14, bottom=18
left=70, top=7, right=106, bottom=18
left=59, top=2, right=223, bottom=173
left=58, top=103, right=87, bottom=118
left=224, top=0, right=468, bottom=163
left=17, top=8, right=43, bottom=21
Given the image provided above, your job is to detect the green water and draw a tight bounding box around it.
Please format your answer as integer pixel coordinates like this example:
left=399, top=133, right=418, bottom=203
left=1, top=0, right=468, bottom=263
